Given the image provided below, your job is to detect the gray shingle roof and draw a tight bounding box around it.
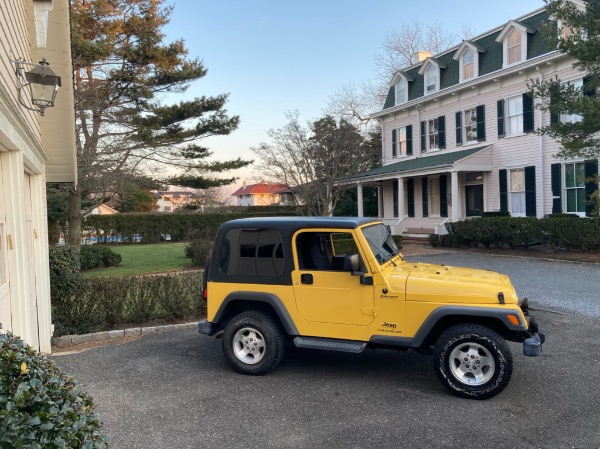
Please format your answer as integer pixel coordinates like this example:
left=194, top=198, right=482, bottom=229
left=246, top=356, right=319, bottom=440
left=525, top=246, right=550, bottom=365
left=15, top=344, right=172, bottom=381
left=347, top=146, right=489, bottom=181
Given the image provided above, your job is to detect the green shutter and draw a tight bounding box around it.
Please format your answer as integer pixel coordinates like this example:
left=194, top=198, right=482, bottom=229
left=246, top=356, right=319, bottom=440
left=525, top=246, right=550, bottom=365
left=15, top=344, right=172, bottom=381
left=551, top=163, right=562, bottom=214
left=439, top=174, right=448, bottom=218
left=392, top=129, right=397, bottom=157
left=407, top=179, right=415, bottom=217
left=583, top=76, right=594, bottom=97
left=392, top=179, right=399, bottom=218
left=476, top=105, right=486, bottom=141
left=420, top=121, right=426, bottom=152
left=438, top=116, right=446, bottom=149
left=525, top=165, right=537, bottom=217
left=406, top=125, right=413, bottom=156
left=523, top=93, right=534, bottom=133
left=422, top=177, right=428, bottom=217
left=584, top=160, right=598, bottom=217
left=455, top=111, right=462, bottom=146
left=499, top=169, right=508, bottom=213
left=550, top=93, right=559, bottom=124
left=497, top=100, right=505, bottom=137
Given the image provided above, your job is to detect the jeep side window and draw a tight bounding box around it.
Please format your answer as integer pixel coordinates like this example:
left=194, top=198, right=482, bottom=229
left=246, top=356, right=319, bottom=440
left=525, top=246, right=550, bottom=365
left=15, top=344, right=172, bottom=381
left=296, top=232, right=360, bottom=271
left=221, top=228, right=284, bottom=277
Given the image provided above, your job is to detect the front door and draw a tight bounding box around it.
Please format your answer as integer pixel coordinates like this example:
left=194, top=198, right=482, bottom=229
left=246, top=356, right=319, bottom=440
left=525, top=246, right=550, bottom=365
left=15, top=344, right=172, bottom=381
left=465, top=185, right=484, bottom=217
left=292, top=230, right=374, bottom=326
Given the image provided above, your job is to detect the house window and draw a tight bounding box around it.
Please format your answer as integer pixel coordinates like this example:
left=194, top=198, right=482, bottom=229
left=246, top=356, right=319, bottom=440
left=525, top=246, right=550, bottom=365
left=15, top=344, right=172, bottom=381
left=429, top=177, right=440, bottom=216
left=463, top=108, right=478, bottom=143
left=560, top=78, right=584, bottom=123
left=394, top=126, right=410, bottom=157
left=428, top=119, right=439, bottom=150
left=462, top=49, right=475, bottom=81
left=506, top=29, right=522, bottom=65
left=507, top=96, right=523, bottom=135
left=426, top=65, right=437, bottom=94
left=510, top=169, right=526, bottom=216
left=564, top=162, right=586, bottom=214
left=395, top=78, right=406, bottom=105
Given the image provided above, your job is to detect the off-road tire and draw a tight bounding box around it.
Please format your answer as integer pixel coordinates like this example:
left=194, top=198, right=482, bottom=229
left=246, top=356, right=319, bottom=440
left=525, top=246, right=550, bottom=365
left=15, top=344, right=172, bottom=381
left=222, top=311, right=285, bottom=376
left=433, top=323, right=513, bottom=400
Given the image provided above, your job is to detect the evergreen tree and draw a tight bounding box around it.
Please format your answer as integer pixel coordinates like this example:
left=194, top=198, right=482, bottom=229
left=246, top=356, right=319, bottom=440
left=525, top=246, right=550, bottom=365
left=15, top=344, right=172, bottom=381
left=529, top=0, right=600, bottom=160
left=66, top=0, right=250, bottom=247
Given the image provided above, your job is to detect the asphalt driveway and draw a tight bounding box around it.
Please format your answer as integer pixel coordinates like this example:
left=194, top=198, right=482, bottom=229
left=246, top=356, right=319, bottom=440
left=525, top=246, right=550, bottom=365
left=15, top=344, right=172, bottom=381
left=53, top=253, right=600, bottom=449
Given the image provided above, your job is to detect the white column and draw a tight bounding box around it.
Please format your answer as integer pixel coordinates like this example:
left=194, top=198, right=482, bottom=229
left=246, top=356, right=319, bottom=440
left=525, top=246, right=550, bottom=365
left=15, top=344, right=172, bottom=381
left=451, top=171, right=460, bottom=222
left=357, top=183, right=364, bottom=217
left=397, top=177, right=405, bottom=219
left=377, top=185, right=383, bottom=218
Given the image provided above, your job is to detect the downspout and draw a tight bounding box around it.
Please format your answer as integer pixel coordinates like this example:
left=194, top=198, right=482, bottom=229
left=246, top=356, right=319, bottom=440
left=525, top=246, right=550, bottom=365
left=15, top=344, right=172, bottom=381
left=536, top=66, right=544, bottom=217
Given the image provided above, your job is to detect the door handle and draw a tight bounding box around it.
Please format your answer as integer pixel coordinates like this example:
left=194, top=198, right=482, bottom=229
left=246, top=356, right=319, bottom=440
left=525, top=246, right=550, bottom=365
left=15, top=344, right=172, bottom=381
left=301, top=273, right=313, bottom=284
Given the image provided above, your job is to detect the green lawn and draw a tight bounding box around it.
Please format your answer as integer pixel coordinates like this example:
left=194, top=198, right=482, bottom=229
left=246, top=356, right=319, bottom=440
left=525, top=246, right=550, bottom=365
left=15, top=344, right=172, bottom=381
left=82, top=242, right=193, bottom=279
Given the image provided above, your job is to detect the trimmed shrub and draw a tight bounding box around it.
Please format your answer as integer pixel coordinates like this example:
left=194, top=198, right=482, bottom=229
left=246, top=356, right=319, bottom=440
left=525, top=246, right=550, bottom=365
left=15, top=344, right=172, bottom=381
left=51, top=272, right=203, bottom=336
left=185, top=240, right=213, bottom=267
left=80, top=245, right=122, bottom=270
left=48, top=246, right=81, bottom=299
left=439, top=216, right=599, bottom=252
left=0, top=331, right=107, bottom=448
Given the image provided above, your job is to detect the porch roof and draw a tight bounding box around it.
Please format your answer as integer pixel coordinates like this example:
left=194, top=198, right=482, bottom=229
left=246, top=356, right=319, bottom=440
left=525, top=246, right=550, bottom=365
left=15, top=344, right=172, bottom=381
left=347, top=145, right=492, bottom=182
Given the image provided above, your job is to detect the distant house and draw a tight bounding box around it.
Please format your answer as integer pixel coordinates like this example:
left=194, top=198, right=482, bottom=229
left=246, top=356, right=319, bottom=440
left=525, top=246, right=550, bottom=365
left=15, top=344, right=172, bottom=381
left=231, top=182, right=294, bottom=206
left=153, top=191, right=200, bottom=212
left=90, top=204, right=119, bottom=215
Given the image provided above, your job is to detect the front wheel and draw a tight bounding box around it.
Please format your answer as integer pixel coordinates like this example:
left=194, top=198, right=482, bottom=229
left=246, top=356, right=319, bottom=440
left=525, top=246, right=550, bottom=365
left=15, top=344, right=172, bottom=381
left=222, top=311, right=285, bottom=376
left=433, top=324, right=513, bottom=400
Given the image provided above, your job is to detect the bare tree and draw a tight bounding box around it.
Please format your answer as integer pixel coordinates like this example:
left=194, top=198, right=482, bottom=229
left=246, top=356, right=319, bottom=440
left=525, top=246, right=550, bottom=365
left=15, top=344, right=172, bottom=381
left=327, top=19, right=464, bottom=130
left=252, top=112, right=378, bottom=216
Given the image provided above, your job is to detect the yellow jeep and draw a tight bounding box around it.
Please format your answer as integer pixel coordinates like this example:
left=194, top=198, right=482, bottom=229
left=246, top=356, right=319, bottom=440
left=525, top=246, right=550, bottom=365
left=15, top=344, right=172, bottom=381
left=199, top=217, right=544, bottom=399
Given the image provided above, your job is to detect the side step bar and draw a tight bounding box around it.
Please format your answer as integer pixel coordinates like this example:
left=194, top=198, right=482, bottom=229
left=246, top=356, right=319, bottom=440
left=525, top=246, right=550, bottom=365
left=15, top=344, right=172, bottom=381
left=293, top=336, right=366, bottom=353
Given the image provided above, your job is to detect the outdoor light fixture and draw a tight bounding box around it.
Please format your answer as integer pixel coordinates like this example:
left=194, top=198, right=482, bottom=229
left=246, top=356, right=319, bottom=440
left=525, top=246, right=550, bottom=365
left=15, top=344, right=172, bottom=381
left=13, top=58, right=61, bottom=116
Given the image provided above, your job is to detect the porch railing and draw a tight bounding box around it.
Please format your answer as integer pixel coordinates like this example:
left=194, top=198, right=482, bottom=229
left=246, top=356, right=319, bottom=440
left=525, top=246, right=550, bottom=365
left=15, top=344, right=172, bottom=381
left=434, top=218, right=451, bottom=235
left=381, top=217, right=406, bottom=236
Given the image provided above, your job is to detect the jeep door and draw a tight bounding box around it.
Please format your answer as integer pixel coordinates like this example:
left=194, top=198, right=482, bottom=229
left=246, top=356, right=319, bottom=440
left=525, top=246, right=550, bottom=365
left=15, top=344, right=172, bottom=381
left=291, top=230, right=375, bottom=326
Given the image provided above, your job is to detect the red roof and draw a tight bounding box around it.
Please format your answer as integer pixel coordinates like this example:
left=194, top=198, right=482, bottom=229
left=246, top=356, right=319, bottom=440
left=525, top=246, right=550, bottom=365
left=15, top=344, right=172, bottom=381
left=231, top=183, right=289, bottom=197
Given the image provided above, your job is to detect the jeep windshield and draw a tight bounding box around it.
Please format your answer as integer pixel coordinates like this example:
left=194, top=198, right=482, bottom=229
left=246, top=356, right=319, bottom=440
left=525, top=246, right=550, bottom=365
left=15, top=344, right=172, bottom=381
left=361, top=223, right=400, bottom=265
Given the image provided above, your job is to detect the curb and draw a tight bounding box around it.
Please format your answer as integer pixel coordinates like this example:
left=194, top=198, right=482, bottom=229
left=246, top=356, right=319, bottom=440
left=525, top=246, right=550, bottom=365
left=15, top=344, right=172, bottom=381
left=51, top=322, right=198, bottom=349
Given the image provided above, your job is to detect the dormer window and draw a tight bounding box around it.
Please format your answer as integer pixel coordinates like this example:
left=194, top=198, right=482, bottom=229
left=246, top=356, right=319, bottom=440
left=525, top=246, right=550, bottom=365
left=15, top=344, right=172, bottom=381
left=453, top=41, right=484, bottom=83
left=395, top=78, right=406, bottom=105
left=418, top=59, right=444, bottom=96
left=463, top=49, right=474, bottom=80
left=496, top=21, right=530, bottom=68
left=426, top=65, right=437, bottom=93
left=506, top=29, right=522, bottom=65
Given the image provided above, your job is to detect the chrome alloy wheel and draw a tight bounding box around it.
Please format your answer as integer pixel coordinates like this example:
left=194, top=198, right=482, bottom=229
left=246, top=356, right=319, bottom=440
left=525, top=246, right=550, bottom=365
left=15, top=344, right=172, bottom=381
left=448, top=342, right=496, bottom=386
left=232, top=327, right=266, bottom=364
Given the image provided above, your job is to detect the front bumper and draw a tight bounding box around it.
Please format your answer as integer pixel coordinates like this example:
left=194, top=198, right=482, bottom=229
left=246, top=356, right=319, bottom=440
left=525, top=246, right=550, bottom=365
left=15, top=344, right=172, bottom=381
left=523, top=332, right=545, bottom=357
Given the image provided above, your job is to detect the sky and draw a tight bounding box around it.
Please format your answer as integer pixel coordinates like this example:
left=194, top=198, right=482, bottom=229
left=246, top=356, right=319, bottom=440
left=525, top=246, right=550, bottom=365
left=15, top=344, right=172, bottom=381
left=162, top=0, right=547, bottom=193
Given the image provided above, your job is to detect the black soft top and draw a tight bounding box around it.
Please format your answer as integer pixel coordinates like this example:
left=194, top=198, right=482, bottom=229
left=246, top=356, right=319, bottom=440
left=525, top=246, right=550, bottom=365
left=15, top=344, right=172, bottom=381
left=217, top=216, right=380, bottom=235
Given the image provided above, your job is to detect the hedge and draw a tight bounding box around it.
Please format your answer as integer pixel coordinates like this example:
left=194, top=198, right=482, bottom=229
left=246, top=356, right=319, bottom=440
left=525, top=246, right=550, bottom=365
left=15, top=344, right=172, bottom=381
left=0, top=331, right=107, bottom=448
left=84, top=207, right=299, bottom=244
left=80, top=245, right=122, bottom=270
left=52, top=272, right=204, bottom=336
left=431, top=216, right=600, bottom=251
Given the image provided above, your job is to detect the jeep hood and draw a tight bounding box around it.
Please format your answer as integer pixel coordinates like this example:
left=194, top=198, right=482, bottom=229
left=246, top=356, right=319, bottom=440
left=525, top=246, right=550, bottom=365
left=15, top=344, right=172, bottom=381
left=388, top=262, right=519, bottom=305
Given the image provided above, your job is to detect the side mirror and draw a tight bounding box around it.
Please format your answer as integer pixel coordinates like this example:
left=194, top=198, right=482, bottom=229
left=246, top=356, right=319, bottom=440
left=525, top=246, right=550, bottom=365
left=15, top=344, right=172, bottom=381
left=343, top=253, right=360, bottom=272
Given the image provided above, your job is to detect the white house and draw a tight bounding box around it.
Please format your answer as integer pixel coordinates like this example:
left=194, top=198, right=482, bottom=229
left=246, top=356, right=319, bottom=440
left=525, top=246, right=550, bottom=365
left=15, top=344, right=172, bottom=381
left=0, top=0, right=76, bottom=353
left=231, top=182, right=294, bottom=206
left=349, top=2, right=597, bottom=236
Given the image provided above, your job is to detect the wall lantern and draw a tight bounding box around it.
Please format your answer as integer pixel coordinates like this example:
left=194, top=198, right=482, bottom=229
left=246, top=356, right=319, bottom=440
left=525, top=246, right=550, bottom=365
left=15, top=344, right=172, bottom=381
left=13, top=58, right=61, bottom=116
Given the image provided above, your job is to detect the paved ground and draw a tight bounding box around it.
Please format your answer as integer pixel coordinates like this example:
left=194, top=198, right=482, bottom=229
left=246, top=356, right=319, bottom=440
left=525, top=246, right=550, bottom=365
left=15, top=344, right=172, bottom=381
left=52, top=252, right=600, bottom=449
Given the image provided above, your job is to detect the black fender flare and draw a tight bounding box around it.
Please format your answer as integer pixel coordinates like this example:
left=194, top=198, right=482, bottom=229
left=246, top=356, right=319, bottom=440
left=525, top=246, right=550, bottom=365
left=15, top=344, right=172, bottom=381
left=212, top=291, right=299, bottom=336
left=410, top=306, right=527, bottom=348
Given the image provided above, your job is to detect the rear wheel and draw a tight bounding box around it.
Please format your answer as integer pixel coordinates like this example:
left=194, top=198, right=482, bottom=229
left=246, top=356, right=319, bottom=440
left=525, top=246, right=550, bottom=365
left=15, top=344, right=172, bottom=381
left=222, top=311, right=285, bottom=375
left=433, top=323, right=513, bottom=400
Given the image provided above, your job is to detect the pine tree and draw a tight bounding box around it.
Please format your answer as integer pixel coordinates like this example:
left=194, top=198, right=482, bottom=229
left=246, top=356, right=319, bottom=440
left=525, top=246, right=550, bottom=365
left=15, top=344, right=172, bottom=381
left=66, top=0, right=250, bottom=247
